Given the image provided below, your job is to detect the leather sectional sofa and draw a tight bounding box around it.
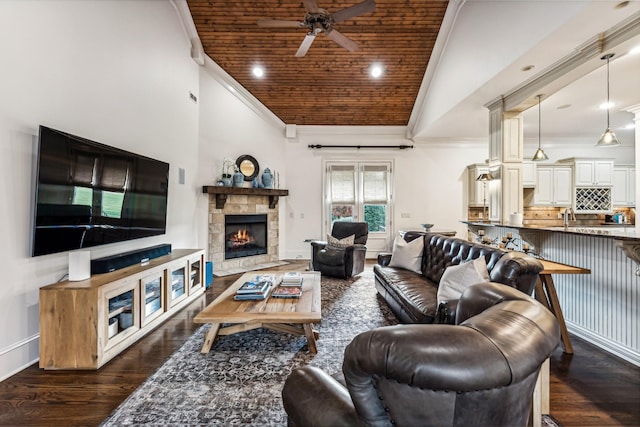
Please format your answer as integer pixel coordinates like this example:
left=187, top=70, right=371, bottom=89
left=282, top=281, right=560, bottom=426
left=374, top=232, right=544, bottom=324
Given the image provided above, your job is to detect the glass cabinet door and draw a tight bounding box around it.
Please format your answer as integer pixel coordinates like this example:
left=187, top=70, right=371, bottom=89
left=168, top=264, right=187, bottom=307
left=189, top=255, right=203, bottom=294
left=141, top=272, right=164, bottom=326
left=105, top=283, right=139, bottom=347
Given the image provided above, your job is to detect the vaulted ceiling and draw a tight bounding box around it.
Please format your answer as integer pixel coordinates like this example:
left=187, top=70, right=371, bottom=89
left=186, top=0, right=448, bottom=126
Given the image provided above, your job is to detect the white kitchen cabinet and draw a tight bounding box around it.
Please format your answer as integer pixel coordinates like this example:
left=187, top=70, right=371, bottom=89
left=534, top=166, right=572, bottom=206
left=467, top=164, right=490, bottom=207
left=522, top=161, right=536, bottom=187
left=563, top=158, right=614, bottom=187
left=613, top=166, right=636, bottom=207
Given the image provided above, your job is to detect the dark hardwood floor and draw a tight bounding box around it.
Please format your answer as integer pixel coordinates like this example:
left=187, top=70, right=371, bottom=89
left=0, top=260, right=638, bottom=426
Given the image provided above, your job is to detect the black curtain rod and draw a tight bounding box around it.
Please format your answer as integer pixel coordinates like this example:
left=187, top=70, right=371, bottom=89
left=308, top=144, right=414, bottom=150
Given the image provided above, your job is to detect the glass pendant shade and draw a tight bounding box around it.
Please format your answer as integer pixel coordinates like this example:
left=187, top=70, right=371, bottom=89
left=476, top=173, right=493, bottom=182
left=597, top=127, right=620, bottom=147
left=531, top=94, right=548, bottom=161
left=532, top=147, right=549, bottom=161
left=596, top=53, right=621, bottom=147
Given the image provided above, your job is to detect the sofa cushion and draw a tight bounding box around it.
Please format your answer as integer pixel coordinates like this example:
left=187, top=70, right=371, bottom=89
left=437, top=257, right=490, bottom=303
left=373, top=264, right=439, bottom=323
left=326, top=234, right=355, bottom=250
left=388, top=233, right=424, bottom=273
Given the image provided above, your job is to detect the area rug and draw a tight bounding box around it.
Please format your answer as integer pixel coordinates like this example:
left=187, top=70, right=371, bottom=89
left=101, top=271, right=562, bottom=426
left=101, top=271, right=397, bottom=425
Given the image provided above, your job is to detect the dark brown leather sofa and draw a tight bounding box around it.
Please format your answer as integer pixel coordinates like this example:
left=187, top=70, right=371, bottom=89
left=282, top=282, right=561, bottom=426
left=374, top=232, right=544, bottom=324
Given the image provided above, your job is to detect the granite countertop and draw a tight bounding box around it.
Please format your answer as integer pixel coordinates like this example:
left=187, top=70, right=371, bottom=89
left=461, top=220, right=640, bottom=241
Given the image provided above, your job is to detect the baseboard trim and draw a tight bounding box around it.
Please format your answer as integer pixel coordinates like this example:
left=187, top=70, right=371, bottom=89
left=0, top=333, right=39, bottom=357
left=567, top=321, right=640, bottom=367
left=0, top=333, right=39, bottom=383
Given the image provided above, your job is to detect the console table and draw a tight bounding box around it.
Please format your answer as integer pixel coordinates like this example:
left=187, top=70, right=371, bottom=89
left=39, top=249, right=205, bottom=369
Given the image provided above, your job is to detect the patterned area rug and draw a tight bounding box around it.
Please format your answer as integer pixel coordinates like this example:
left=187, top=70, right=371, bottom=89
left=102, top=271, right=562, bottom=426
left=101, top=271, right=397, bottom=425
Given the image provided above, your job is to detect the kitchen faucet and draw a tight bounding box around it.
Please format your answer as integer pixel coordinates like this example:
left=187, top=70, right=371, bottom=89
left=563, top=207, right=576, bottom=227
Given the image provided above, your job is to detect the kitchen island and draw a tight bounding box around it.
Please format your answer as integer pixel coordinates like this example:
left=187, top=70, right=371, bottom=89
left=461, top=220, right=639, bottom=366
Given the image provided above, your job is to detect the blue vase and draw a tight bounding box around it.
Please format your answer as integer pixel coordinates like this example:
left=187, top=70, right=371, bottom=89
left=221, top=177, right=232, bottom=187
left=261, top=168, right=273, bottom=188
left=232, top=172, right=244, bottom=187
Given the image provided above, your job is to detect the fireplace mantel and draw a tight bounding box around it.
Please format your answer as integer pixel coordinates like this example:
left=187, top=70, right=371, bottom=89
left=202, top=186, right=289, bottom=209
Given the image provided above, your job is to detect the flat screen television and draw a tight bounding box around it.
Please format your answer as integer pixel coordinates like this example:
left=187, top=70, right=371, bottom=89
left=32, top=125, right=169, bottom=257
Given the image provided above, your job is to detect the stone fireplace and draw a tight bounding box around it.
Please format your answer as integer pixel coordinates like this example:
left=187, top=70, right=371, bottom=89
left=204, top=186, right=288, bottom=275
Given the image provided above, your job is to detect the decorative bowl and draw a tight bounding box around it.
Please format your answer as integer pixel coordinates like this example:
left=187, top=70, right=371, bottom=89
left=421, top=223, right=434, bottom=231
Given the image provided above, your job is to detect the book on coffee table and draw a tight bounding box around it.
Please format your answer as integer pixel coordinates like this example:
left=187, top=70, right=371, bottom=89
left=234, top=282, right=273, bottom=300
left=236, top=280, right=270, bottom=295
left=271, top=286, right=303, bottom=298
left=281, top=271, right=303, bottom=286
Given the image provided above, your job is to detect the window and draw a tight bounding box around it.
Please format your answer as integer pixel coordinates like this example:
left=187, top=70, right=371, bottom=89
left=324, top=161, right=392, bottom=239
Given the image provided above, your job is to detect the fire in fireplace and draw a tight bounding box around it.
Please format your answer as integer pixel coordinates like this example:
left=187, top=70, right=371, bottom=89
left=224, top=214, right=267, bottom=259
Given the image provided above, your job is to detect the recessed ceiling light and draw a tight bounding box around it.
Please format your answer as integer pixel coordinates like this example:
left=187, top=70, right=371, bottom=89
left=521, top=65, right=535, bottom=72
left=599, top=101, right=615, bottom=110
left=370, top=64, right=383, bottom=78
left=252, top=66, right=265, bottom=78
left=557, top=104, right=571, bottom=110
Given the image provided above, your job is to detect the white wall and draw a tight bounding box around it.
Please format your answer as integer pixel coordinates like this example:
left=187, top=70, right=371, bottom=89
left=196, top=64, right=288, bottom=255
left=0, top=0, right=200, bottom=380
left=523, top=139, right=635, bottom=165
left=282, top=130, right=488, bottom=259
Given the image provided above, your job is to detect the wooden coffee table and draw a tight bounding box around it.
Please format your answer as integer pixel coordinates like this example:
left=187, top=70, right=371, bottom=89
left=193, top=271, right=322, bottom=354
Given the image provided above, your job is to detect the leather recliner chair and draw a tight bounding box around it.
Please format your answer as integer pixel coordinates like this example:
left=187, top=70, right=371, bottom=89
left=282, top=281, right=561, bottom=427
left=311, top=222, right=368, bottom=279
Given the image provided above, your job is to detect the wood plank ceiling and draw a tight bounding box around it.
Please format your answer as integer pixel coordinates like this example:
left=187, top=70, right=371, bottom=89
left=186, top=0, right=448, bottom=126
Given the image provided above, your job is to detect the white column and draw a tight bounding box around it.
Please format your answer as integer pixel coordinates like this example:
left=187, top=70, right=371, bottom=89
left=487, top=102, right=524, bottom=223
left=623, top=103, right=640, bottom=230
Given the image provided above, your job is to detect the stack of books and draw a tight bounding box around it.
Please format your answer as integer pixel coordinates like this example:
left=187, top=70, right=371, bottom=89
left=281, top=271, right=303, bottom=286
left=272, top=271, right=303, bottom=299
left=234, top=275, right=276, bottom=300
left=272, top=286, right=303, bottom=298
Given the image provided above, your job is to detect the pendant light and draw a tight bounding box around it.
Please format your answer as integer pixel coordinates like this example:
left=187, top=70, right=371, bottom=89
left=531, top=94, right=549, bottom=161
left=596, top=53, right=621, bottom=147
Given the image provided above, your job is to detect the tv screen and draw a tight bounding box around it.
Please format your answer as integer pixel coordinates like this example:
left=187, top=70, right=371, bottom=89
left=32, top=126, right=169, bottom=257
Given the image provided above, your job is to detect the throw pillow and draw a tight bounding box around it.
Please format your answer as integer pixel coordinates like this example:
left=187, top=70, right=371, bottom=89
left=437, top=257, right=490, bottom=303
left=388, top=233, right=424, bottom=274
left=326, top=234, right=355, bottom=250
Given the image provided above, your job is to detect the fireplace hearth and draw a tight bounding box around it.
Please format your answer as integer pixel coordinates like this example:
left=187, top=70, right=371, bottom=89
left=224, top=214, right=267, bottom=260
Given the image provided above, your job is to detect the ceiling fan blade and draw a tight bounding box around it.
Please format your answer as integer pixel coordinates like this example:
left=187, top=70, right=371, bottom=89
left=302, top=0, right=321, bottom=13
left=331, top=0, right=376, bottom=23
left=325, top=29, right=359, bottom=52
left=257, top=19, right=303, bottom=28
left=295, top=34, right=316, bottom=57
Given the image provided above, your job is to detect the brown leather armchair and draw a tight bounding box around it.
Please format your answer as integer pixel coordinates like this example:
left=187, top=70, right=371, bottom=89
left=311, top=222, right=368, bottom=279
left=282, top=282, right=560, bottom=427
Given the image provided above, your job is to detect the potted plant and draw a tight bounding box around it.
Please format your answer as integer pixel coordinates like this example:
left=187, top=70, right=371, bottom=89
left=221, top=158, right=235, bottom=186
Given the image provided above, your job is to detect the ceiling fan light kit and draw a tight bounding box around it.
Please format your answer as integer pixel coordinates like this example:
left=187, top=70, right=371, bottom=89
left=257, top=0, right=376, bottom=57
left=596, top=53, right=621, bottom=147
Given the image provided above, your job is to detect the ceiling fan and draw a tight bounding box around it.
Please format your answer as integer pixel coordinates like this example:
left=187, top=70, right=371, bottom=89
left=257, top=0, right=376, bottom=57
